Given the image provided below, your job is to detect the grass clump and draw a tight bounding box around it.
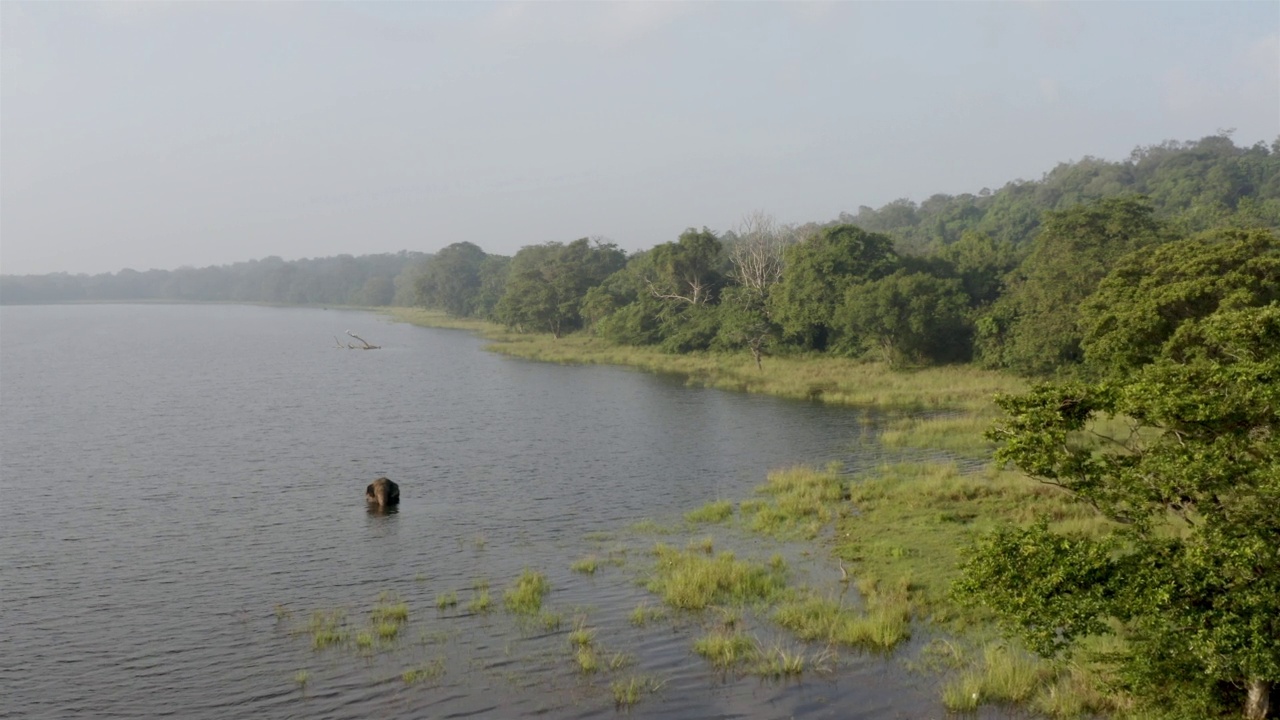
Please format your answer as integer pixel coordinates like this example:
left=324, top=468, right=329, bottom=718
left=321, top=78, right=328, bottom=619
left=467, top=588, right=492, bottom=614
left=607, top=651, right=634, bottom=671
left=752, top=645, right=814, bottom=678
left=570, top=555, right=599, bottom=574
left=371, top=594, right=409, bottom=624
left=293, top=669, right=310, bottom=687
left=402, top=657, right=446, bottom=684
left=772, top=591, right=911, bottom=651
left=611, top=675, right=662, bottom=709
left=629, top=602, right=666, bottom=627
left=308, top=610, right=347, bottom=650
left=568, top=617, right=596, bottom=647
left=575, top=645, right=599, bottom=674
left=742, top=464, right=845, bottom=539
left=436, top=591, right=459, bottom=609
left=693, top=629, right=759, bottom=668
left=645, top=544, right=787, bottom=610
left=538, top=611, right=563, bottom=631
left=687, top=536, right=715, bottom=555
left=374, top=620, right=401, bottom=641
left=354, top=630, right=375, bottom=651
left=685, top=500, right=734, bottom=524
left=503, top=569, right=551, bottom=615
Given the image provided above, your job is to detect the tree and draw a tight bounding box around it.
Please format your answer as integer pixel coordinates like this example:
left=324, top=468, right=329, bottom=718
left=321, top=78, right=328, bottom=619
left=1081, top=228, right=1280, bottom=373
left=978, top=195, right=1167, bottom=374
left=493, top=239, right=626, bottom=337
left=770, top=224, right=897, bottom=350
left=717, top=212, right=795, bottom=368
left=958, top=303, right=1280, bottom=718
left=640, top=227, right=725, bottom=306
left=835, top=270, right=971, bottom=366
left=413, top=242, right=489, bottom=316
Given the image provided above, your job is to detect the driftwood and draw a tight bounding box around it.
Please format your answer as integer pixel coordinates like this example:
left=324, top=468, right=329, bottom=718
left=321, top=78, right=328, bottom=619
left=335, top=330, right=380, bottom=350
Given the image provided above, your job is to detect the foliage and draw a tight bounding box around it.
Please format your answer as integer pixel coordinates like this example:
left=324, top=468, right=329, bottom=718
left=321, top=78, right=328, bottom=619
left=769, top=223, right=897, bottom=350
left=960, top=303, right=1280, bottom=718
left=411, top=241, right=489, bottom=316
left=492, top=238, right=626, bottom=337
left=1080, top=227, right=1280, bottom=373
left=836, top=270, right=972, bottom=366
left=977, top=195, right=1168, bottom=374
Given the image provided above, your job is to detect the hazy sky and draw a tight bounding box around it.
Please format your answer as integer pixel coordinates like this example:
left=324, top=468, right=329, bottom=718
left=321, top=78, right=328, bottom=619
left=2, top=2, right=1277, bottom=276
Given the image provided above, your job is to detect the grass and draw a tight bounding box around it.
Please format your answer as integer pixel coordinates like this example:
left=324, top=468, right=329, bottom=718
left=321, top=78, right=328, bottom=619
left=402, top=657, right=446, bottom=684
left=570, top=555, right=599, bottom=574
left=611, top=675, right=662, bottom=709
left=692, top=629, right=759, bottom=668
left=538, top=611, right=563, bottom=631
left=628, top=602, right=666, bottom=627
left=685, top=500, right=734, bottom=524
left=385, top=307, right=1026, bottom=412
left=575, top=645, right=599, bottom=674
left=436, top=591, right=459, bottom=609
left=503, top=569, right=551, bottom=615
left=741, top=464, right=845, bottom=539
left=308, top=609, right=347, bottom=650
left=645, top=544, right=788, bottom=610
left=772, top=591, right=911, bottom=651
left=687, top=536, right=715, bottom=555
left=467, top=588, right=492, bottom=614
left=568, top=617, right=596, bottom=647
left=752, top=644, right=813, bottom=679
left=630, top=518, right=677, bottom=535
left=607, top=651, right=635, bottom=671
left=293, top=669, right=310, bottom=687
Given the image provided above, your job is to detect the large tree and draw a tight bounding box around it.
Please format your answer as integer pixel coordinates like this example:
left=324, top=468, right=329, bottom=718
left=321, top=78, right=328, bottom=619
left=959, top=301, right=1280, bottom=718
left=493, top=238, right=626, bottom=338
left=769, top=224, right=897, bottom=351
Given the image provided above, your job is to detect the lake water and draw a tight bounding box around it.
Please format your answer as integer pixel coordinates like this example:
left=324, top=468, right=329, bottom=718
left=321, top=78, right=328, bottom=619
left=0, top=304, right=962, bottom=719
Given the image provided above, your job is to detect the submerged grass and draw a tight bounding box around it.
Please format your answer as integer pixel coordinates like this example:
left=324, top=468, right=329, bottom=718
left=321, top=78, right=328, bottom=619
left=503, top=569, right=551, bottom=615
left=645, top=544, right=787, bottom=610
left=611, top=675, right=663, bottom=709
left=772, top=590, right=911, bottom=651
left=570, top=555, right=599, bottom=574
left=402, top=657, right=446, bottom=685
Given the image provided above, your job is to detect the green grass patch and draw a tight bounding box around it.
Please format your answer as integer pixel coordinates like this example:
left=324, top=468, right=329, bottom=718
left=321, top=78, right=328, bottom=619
left=570, top=555, right=599, bottom=574
left=741, top=463, right=845, bottom=539
left=575, top=645, right=599, bottom=674
left=503, top=569, right=551, bottom=615
left=687, top=536, right=715, bottom=554
left=772, top=590, right=911, bottom=651
left=568, top=616, right=596, bottom=647
left=611, top=675, right=662, bottom=709
left=645, top=543, right=787, bottom=610
left=467, top=588, right=492, bottom=614
left=752, top=644, right=816, bottom=679
left=307, top=609, right=347, bottom=650
left=628, top=602, right=666, bottom=627
left=685, top=500, right=734, bottom=524
left=693, top=629, right=760, bottom=668
left=878, top=413, right=998, bottom=457
left=293, top=669, right=310, bottom=687
left=402, top=657, right=446, bottom=684
left=436, top=591, right=458, bottom=609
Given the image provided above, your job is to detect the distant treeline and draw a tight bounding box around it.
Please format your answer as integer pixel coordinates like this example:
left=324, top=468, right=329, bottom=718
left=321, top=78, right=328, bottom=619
left=5, top=134, right=1278, bottom=377
left=0, top=251, right=429, bottom=308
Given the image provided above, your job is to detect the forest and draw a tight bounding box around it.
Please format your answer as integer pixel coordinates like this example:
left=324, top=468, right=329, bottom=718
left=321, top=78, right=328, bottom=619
left=5, top=134, right=1277, bottom=382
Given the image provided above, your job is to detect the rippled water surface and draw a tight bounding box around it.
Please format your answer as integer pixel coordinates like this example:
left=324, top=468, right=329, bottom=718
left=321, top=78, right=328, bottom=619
left=1, top=304, right=959, bottom=719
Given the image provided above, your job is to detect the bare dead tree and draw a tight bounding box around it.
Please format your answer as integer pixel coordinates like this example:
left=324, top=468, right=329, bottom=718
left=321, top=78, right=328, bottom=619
left=729, top=211, right=794, bottom=295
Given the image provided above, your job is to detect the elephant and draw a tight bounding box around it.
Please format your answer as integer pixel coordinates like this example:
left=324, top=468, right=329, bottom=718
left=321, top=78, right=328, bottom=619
left=365, top=477, right=400, bottom=507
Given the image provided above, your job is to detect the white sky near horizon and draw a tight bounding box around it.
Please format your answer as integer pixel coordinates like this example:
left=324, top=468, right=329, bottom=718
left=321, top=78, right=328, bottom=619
left=1, top=1, right=1277, bottom=276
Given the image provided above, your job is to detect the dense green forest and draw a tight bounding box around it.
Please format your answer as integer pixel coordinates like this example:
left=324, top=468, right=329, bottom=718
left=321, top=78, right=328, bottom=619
left=4, top=134, right=1278, bottom=380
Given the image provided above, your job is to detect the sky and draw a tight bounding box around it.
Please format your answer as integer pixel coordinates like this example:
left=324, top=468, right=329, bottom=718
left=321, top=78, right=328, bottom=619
left=1, top=2, right=1277, bottom=276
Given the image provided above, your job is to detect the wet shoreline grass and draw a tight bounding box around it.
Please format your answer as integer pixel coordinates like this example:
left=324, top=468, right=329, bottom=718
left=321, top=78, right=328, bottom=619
left=368, top=307, right=1126, bottom=714
left=383, top=307, right=1025, bottom=412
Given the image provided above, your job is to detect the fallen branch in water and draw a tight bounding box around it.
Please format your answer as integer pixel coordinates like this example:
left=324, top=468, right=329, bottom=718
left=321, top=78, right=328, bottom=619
left=335, top=330, right=381, bottom=350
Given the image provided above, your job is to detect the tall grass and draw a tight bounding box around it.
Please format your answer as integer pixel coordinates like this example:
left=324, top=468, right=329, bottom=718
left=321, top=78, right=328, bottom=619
left=685, top=500, right=734, bottom=524
left=644, top=544, right=787, bottom=610
left=742, top=464, right=845, bottom=539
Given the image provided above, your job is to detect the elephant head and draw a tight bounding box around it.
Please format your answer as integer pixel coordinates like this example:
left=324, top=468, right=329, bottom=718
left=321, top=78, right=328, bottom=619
left=365, top=477, right=400, bottom=507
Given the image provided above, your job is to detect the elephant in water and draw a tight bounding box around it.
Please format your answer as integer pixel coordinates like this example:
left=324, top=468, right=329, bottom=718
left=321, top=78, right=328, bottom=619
left=365, top=477, right=400, bottom=507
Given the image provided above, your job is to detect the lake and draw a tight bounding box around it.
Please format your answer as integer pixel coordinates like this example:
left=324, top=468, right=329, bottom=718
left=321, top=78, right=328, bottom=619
left=0, top=304, right=958, bottom=719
